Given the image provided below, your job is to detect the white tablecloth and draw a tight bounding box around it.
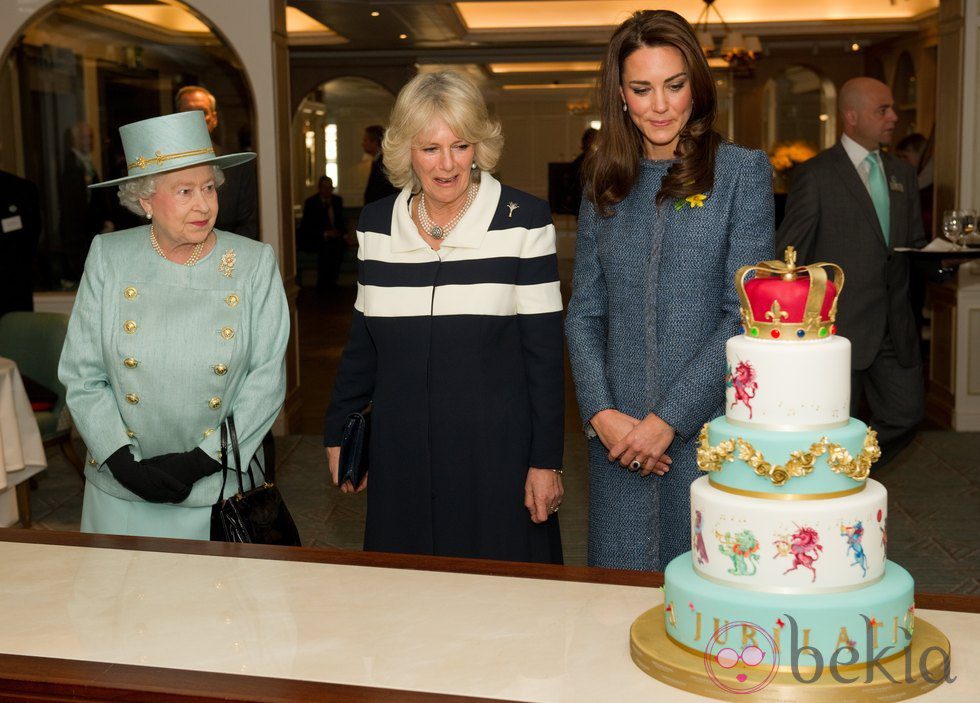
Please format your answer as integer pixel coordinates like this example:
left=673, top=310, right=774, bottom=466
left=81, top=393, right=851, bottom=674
left=0, top=357, right=46, bottom=522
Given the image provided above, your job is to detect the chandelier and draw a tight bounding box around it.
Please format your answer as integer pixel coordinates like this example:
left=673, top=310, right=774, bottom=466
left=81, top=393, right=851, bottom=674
left=694, top=0, right=762, bottom=77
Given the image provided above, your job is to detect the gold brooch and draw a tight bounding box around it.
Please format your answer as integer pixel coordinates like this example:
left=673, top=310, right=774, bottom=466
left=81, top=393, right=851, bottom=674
left=219, top=249, right=236, bottom=278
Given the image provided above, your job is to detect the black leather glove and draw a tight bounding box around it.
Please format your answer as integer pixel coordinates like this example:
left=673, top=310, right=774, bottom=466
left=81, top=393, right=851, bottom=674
left=141, top=448, right=222, bottom=488
left=105, top=446, right=192, bottom=504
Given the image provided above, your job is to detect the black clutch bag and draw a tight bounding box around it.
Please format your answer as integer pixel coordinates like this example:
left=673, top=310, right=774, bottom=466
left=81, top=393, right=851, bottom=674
left=210, top=416, right=302, bottom=546
left=338, top=404, right=371, bottom=488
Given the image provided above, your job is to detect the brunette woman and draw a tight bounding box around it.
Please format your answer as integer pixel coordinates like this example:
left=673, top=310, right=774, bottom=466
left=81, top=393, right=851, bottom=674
left=565, top=9, right=773, bottom=571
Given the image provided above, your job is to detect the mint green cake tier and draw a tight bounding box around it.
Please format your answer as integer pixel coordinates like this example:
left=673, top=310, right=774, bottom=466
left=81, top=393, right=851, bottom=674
left=704, top=416, right=872, bottom=497
left=663, top=555, right=915, bottom=666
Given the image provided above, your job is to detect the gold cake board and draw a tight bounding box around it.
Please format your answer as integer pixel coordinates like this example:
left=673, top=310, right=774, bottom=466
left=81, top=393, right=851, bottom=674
left=630, top=605, right=951, bottom=702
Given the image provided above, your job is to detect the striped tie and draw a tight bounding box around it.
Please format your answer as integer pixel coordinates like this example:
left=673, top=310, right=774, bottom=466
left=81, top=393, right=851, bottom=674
left=864, top=153, right=890, bottom=244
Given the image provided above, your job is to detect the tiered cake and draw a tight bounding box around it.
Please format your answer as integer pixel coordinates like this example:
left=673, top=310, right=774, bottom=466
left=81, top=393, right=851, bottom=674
left=662, top=248, right=915, bottom=665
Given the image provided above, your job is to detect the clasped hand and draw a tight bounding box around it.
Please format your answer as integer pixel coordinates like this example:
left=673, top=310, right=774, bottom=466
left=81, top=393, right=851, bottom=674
left=591, top=409, right=674, bottom=477
left=106, top=446, right=222, bottom=503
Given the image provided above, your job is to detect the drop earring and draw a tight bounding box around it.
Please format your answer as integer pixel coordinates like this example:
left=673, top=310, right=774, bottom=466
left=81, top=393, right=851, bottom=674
left=622, top=102, right=628, bottom=112
left=471, top=162, right=477, bottom=170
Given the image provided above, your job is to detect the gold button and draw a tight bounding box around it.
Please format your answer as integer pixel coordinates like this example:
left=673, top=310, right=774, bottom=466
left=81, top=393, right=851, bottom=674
left=126, top=429, right=136, bottom=438
left=220, top=327, right=235, bottom=340
left=124, top=286, right=138, bottom=300
left=124, top=357, right=138, bottom=369
left=213, top=363, right=228, bottom=376
left=88, top=457, right=97, bottom=466
left=208, top=396, right=222, bottom=409
left=125, top=393, right=140, bottom=405
left=123, top=320, right=137, bottom=334
left=203, top=428, right=214, bottom=438
left=225, top=294, right=239, bottom=307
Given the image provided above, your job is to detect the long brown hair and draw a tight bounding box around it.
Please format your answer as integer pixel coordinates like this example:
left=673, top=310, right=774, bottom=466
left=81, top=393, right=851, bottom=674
left=584, top=10, right=721, bottom=216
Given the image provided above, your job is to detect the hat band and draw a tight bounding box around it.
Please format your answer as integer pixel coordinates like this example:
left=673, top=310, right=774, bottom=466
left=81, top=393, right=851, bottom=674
left=128, top=146, right=215, bottom=171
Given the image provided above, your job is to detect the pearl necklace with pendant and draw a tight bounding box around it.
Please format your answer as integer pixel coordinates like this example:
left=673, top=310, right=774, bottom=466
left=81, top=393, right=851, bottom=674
left=417, top=182, right=479, bottom=240
left=150, top=224, right=207, bottom=266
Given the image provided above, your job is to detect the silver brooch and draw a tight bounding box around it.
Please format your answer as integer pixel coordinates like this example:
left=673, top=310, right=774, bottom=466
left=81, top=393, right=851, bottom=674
left=219, top=249, right=236, bottom=278
left=507, top=202, right=519, bottom=218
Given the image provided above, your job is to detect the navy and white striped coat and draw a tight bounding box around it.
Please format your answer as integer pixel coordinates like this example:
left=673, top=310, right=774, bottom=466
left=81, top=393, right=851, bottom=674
left=324, top=173, right=564, bottom=562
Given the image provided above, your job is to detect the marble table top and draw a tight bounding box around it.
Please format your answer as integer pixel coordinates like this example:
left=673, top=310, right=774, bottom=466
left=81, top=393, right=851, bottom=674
left=0, top=533, right=975, bottom=702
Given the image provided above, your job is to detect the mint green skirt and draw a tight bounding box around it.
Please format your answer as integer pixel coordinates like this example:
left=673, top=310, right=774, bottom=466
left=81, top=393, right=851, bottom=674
left=80, top=480, right=212, bottom=540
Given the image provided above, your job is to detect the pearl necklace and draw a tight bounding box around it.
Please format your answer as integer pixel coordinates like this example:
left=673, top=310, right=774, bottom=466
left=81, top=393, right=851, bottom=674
left=417, top=182, right=479, bottom=240
left=150, top=224, right=207, bottom=266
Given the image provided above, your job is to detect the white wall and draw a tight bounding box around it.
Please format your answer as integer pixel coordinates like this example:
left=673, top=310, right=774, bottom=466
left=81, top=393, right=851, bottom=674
left=491, top=96, right=598, bottom=200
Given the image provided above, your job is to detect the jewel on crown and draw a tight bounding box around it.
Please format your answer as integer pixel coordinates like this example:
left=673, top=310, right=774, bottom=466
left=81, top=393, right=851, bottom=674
left=735, top=247, right=845, bottom=340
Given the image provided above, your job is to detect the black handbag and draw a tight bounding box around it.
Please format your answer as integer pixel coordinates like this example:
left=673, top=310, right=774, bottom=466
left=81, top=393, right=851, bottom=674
left=210, top=416, right=302, bottom=546
left=338, top=403, right=371, bottom=488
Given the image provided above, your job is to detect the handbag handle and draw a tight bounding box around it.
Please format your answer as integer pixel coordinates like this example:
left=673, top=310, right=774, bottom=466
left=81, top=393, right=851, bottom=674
left=226, top=415, right=260, bottom=495
left=216, top=415, right=273, bottom=501
left=217, top=420, right=230, bottom=501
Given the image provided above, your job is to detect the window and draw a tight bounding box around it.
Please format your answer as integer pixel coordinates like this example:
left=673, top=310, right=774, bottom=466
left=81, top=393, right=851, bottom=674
left=325, top=122, right=338, bottom=186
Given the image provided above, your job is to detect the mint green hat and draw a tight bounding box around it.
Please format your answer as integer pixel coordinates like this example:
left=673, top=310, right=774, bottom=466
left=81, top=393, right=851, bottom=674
left=90, top=110, right=255, bottom=188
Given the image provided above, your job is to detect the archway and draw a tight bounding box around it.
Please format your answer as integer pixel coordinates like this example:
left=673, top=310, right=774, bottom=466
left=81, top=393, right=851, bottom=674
left=293, top=76, right=395, bottom=210
left=762, top=65, right=837, bottom=192
left=0, top=0, right=256, bottom=292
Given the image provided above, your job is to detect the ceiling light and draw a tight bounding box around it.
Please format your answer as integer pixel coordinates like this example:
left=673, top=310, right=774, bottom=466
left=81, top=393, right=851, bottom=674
left=285, top=6, right=335, bottom=34
left=102, top=4, right=209, bottom=33
left=502, top=82, right=595, bottom=90
left=850, top=42, right=861, bottom=52
left=694, top=1, right=762, bottom=78
left=489, top=61, right=600, bottom=74
left=370, top=11, right=380, bottom=17
left=399, top=33, right=408, bottom=39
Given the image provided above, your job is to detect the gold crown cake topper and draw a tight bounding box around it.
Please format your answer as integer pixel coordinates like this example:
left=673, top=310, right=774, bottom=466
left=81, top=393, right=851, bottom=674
left=735, top=247, right=845, bottom=340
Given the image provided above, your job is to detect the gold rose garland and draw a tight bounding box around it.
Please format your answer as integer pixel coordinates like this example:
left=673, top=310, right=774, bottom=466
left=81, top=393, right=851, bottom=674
left=696, top=424, right=880, bottom=486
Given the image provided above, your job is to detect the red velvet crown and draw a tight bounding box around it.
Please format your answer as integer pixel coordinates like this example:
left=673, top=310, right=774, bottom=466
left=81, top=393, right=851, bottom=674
left=735, top=247, right=844, bottom=340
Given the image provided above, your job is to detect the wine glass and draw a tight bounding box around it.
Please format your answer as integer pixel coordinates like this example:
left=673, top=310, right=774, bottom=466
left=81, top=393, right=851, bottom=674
left=942, top=210, right=963, bottom=249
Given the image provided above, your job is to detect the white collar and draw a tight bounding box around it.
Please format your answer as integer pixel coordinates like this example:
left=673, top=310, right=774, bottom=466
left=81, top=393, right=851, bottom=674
left=841, top=133, right=877, bottom=170
left=391, top=172, right=502, bottom=253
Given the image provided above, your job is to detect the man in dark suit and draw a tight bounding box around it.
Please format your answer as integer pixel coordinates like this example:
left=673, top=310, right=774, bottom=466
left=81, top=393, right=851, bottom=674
left=362, top=124, right=398, bottom=205
left=777, top=77, right=928, bottom=468
left=0, top=164, right=41, bottom=318
left=176, top=85, right=259, bottom=239
left=298, top=176, right=346, bottom=289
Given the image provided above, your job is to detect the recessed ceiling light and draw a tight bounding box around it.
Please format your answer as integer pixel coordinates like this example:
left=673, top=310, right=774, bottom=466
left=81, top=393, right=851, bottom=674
left=399, top=33, right=408, bottom=39
left=370, top=11, right=380, bottom=17
left=851, top=42, right=861, bottom=51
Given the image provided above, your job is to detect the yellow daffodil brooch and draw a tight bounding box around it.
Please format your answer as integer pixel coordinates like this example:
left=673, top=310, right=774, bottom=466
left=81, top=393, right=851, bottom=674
left=675, top=193, right=708, bottom=211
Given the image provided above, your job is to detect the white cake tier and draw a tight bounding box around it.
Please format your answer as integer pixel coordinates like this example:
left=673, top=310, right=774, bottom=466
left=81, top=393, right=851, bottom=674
left=690, top=476, right=887, bottom=592
left=725, top=335, right=850, bottom=430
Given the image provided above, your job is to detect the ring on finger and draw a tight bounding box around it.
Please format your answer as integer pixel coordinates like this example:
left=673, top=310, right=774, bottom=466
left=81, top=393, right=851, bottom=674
left=629, top=459, right=642, bottom=471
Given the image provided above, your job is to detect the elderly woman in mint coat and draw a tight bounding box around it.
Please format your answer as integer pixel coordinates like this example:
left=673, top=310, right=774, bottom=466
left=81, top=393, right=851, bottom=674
left=565, top=11, right=773, bottom=572
left=58, top=111, right=288, bottom=540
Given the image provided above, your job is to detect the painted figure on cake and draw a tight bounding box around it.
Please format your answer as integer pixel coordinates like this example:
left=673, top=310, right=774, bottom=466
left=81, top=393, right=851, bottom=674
left=726, top=360, right=758, bottom=418
left=773, top=525, right=823, bottom=582
left=693, top=510, right=709, bottom=564
left=716, top=529, right=760, bottom=576
left=840, top=521, right=868, bottom=577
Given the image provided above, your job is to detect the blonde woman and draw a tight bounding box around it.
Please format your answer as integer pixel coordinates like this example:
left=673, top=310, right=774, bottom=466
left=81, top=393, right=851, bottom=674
left=324, top=71, right=564, bottom=563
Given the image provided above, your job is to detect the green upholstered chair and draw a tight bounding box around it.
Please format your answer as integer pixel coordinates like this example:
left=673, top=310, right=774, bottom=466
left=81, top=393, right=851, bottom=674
left=0, top=312, right=83, bottom=526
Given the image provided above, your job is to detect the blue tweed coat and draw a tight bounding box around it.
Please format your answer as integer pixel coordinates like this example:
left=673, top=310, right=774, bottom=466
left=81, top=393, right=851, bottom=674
left=565, top=142, right=774, bottom=571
